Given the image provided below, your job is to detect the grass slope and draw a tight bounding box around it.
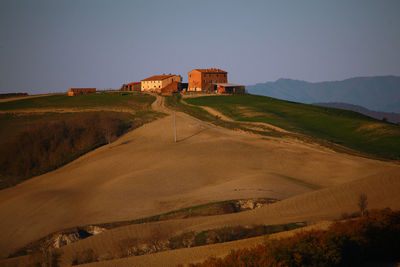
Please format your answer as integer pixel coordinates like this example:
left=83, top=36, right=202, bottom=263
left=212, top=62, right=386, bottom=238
left=0, top=92, right=154, bottom=111
left=185, top=95, right=400, bottom=159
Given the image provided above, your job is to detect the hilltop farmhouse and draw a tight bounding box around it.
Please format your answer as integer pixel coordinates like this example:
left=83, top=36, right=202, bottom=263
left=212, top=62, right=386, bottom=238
left=141, top=74, right=182, bottom=93
left=68, top=88, right=96, bottom=96
left=120, top=68, right=245, bottom=94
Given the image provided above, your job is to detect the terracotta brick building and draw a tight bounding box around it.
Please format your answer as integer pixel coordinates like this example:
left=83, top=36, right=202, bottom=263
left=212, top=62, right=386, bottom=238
left=141, top=74, right=182, bottom=92
left=188, top=68, right=227, bottom=92
left=67, top=88, right=96, bottom=96
left=122, top=82, right=141, bottom=91
left=160, top=81, right=180, bottom=95
left=216, top=83, right=246, bottom=94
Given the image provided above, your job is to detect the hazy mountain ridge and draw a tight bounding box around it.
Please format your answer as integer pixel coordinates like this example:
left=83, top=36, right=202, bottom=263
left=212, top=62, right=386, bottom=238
left=313, top=102, right=400, bottom=124
left=247, top=76, right=400, bottom=113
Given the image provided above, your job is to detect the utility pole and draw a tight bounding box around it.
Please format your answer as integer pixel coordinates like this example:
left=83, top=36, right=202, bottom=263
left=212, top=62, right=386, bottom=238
left=174, top=94, right=177, bottom=143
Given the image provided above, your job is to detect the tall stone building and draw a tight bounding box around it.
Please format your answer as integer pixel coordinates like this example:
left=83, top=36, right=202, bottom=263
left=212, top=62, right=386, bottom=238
left=188, top=68, right=227, bottom=92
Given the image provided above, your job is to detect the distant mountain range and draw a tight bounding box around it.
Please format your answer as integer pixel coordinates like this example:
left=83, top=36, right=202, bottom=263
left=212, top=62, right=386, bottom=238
left=247, top=76, right=400, bottom=113
left=313, top=102, right=400, bottom=124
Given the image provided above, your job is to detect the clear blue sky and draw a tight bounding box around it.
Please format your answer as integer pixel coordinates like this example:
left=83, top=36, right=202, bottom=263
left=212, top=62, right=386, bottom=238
left=1, top=0, right=399, bottom=94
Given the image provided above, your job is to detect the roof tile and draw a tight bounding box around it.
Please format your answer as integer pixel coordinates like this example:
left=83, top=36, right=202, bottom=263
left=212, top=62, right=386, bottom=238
left=142, top=74, right=176, bottom=81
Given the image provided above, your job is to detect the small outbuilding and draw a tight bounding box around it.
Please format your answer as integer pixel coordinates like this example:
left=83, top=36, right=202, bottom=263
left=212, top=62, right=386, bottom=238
left=215, top=83, right=246, bottom=94
left=68, top=88, right=96, bottom=96
left=122, top=82, right=141, bottom=91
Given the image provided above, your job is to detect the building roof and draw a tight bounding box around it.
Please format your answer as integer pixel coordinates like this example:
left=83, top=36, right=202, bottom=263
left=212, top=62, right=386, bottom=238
left=192, top=68, right=227, bottom=74
left=214, top=83, right=245, bottom=87
left=68, top=88, right=96, bottom=92
left=142, top=74, right=176, bottom=81
left=125, top=82, right=141, bottom=86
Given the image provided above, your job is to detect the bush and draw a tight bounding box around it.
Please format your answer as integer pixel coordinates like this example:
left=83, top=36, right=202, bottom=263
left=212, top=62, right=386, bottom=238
left=169, top=223, right=305, bottom=250
left=191, top=209, right=400, bottom=267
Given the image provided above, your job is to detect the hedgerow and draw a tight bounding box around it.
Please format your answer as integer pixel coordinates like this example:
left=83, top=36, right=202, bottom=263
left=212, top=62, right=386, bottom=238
left=190, top=209, right=400, bottom=267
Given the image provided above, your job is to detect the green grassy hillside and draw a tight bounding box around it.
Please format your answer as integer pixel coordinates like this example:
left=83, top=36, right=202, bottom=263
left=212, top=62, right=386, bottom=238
left=0, top=92, right=153, bottom=111
left=185, top=95, right=400, bottom=159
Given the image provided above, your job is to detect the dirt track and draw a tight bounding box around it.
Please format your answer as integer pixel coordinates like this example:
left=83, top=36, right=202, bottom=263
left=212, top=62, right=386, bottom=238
left=0, top=95, right=399, bottom=260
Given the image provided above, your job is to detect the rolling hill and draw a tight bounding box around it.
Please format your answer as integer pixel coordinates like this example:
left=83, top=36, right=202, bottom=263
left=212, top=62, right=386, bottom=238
left=313, top=102, right=400, bottom=124
left=1, top=94, right=400, bottom=266
left=247, top=76, right=400, bottom=113
left=0, top=93, right=161, bottom=189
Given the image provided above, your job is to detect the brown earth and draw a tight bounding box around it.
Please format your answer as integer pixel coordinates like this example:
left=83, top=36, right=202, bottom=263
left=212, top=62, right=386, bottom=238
left=0, top=95, right=399, bottom=264
left=46, top=171, right=399, bottom=266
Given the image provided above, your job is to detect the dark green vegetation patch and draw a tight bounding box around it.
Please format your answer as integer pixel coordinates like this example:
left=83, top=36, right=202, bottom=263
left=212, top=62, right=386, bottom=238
left=186, top=95, right=400, bottom=159
left=170, top=222, right=305, bottom=250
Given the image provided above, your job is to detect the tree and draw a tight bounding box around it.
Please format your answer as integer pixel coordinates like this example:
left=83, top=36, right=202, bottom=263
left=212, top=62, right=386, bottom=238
left=358, top=193, right=368, bottom=216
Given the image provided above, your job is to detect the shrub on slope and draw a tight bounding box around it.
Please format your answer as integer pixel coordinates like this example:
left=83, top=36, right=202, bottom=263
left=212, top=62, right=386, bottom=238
left=190, top=209, right=400, bottom=267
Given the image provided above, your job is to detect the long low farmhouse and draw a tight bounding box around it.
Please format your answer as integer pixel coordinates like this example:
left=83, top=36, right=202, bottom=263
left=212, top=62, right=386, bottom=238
left=141, top=74, right=182, bottom=92
left=68, top=88, right=96, bottom=96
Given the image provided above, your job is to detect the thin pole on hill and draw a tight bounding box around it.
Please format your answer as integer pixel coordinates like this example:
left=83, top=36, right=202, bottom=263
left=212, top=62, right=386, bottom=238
left=174, top=94, right=177, bottom=143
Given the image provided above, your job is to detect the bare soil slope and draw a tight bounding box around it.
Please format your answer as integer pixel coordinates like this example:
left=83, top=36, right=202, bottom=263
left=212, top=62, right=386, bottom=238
left=0, top=96, right=399, bottom=259
left=52, top=171, right=400, bottom=266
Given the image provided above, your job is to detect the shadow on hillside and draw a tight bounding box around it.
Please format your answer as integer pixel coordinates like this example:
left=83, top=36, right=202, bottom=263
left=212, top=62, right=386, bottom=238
left=177, top=128, right=209, bottom=142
